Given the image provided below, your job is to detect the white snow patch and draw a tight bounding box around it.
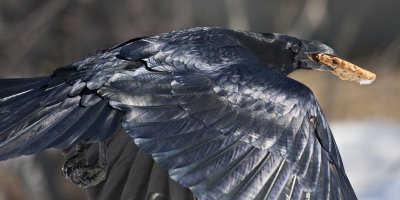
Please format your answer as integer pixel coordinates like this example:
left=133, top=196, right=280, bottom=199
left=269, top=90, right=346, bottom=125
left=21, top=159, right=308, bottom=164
left=331, top=119, right=400, bottom=200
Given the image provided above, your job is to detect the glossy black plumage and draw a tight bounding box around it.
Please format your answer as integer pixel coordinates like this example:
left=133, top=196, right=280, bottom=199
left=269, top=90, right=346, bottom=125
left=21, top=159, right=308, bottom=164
left=0, top=27, right=356, bottom=200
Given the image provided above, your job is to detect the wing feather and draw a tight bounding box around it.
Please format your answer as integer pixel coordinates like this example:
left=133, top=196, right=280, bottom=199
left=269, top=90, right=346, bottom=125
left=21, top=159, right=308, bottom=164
left=99, top=59, right=357, bottom=199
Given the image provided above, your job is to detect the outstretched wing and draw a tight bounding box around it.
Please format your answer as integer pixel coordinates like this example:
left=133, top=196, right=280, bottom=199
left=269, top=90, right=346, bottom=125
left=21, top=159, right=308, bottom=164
left=97, top=54, right=357, bottom=199
left=0, top=34, right=357, bottom=199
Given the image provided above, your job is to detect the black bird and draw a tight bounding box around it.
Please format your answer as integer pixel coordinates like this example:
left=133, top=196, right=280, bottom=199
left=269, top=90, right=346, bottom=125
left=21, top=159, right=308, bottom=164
left=0, top=27, right=362, bottom=200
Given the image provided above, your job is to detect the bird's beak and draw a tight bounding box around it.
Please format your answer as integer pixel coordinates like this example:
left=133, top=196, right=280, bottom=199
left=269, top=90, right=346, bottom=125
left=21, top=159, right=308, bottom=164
left=299, top=40, right=336, bottom=71
left=299, top=40, right=376, bottom=85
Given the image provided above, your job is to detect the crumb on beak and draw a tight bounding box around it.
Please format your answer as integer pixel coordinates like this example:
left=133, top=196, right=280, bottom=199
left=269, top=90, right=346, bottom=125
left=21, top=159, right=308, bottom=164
left=308, top=53, right=376, bottom=84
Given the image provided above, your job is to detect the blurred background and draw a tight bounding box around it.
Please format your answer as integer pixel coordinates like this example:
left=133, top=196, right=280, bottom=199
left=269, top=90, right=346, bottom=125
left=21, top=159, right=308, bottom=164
left=0, top=0, right=399, bottom=199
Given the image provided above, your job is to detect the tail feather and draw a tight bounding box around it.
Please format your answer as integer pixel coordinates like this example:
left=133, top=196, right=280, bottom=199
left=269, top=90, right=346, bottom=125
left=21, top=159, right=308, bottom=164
left=0, top=77, right=53, bottom=146
left=0, top=77, right=49, bottom=100
left=0, top=75, right=121, bottom=160
left=0, top=92, right=55, bottom=131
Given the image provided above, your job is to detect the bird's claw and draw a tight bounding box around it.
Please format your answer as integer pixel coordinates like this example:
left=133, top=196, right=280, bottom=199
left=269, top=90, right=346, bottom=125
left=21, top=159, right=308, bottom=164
left=69, top=165, right=108, bottom=188
left=61, top=141, right=108, bottom=188
left=61, top=154, right=87, bottom=179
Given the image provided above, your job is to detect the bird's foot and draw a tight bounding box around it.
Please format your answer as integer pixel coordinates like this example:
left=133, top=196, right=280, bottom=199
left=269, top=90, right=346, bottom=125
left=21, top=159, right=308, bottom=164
left=61, top=141, right=108, bottom=188
left=69, top=164, right=108, bottom=188
left=61, top=143, right=88, bottom=179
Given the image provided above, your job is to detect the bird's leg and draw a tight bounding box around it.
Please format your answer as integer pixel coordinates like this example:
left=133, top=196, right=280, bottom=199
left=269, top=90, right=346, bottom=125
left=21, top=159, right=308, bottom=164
left=61, top=141, right=108, bottom=188
left=75, top=140, right=108, bottom=188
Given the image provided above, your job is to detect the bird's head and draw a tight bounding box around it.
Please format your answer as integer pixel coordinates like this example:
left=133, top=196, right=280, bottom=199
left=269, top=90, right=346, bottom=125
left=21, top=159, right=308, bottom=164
left=254, top=33, right=376, bottom=84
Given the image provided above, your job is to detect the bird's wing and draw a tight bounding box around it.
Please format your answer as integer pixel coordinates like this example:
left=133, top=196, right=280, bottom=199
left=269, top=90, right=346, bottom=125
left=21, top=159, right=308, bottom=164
left=97, top=59, right=357, bottom=199
left=87, top=129, right=197, bottom=200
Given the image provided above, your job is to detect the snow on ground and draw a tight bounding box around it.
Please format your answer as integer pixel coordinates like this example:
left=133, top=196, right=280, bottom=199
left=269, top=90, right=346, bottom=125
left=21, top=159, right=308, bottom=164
left=331, top=119, right=400, bottom=200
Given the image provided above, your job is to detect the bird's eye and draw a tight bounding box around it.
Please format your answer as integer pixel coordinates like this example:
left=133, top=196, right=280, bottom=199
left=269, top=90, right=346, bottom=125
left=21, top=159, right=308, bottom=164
left=290, top=43, right=299, bottom=53
left=283, top=42, right=299, bottom=53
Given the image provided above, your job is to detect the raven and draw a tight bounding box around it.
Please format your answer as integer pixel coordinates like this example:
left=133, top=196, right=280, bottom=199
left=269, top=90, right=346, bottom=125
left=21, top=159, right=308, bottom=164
left=0, top=27, right=375, bottom=200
